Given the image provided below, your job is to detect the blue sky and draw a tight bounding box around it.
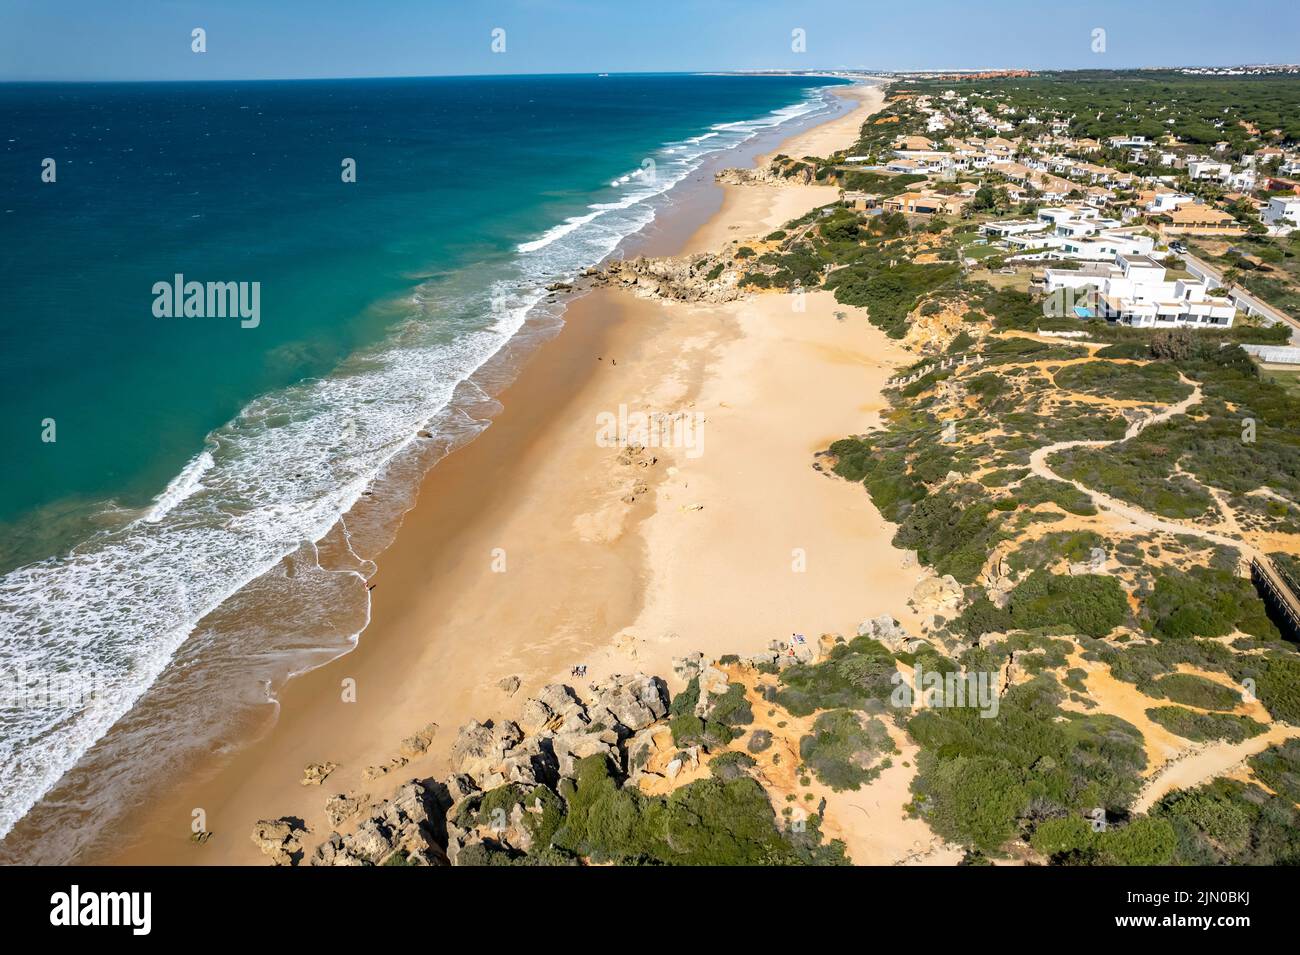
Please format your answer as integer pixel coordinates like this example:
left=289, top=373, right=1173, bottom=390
left=2, top=0, right=1298, bottom=81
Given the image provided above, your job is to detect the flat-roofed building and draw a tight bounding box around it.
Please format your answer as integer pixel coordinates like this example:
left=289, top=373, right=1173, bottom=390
left=1044, top=252, right=1236, bottom=329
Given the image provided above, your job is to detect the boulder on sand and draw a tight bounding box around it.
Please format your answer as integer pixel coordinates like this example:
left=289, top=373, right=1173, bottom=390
left=399, top=721, right=439, bottom=758
left=300, top=761, right=338, bottom=786
left=251, top=817, right=308, bottom=866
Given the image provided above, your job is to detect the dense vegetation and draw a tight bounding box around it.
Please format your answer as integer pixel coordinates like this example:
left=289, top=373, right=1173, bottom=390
left=1145, top=706, right=1266, bottom=743
left=908, top=674, right=1147, bottom=853
left=1153, top=777, right=1300, bottom=865
left=456, top=754, right=847, bottom=866
left=899, top=72, right=1300, bottom=147
left=799, top=710, right=892, bottom=791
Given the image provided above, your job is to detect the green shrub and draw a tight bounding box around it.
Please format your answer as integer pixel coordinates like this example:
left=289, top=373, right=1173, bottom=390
left=775, top=635, right=899, bottom=717
left=1150, top=673, right=1240, bottom=711
left=708, top=683, right=754, bottom=727
left=1154, top=777, right=1300, bottom=865
left=1030, top=814, right=1176, bottom=866
left=1145, top=706, right=1266, bottom=742
left=1256, top=658, right=1300, bottom=725
left=954, top=596, right=1013, bottom=640
left=1053, top=360, right=1192, bottom=404
left=909, top=675, right=1146, bottom=854
left=799, top=710, right=891, bottom=791
left=1006, top=570, right=1127, bottom=638
left=1248, top=739, right=1300, bottom=803
left=709, top=750, right=758, bottom=781
left=1142, top=567, right=1279, bottom=641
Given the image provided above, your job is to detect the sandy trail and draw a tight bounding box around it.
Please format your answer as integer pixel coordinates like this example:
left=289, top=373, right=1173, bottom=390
left=1028, top=374, right=1254, bottom=553
left=1132, top=723, right=1300, bottom=814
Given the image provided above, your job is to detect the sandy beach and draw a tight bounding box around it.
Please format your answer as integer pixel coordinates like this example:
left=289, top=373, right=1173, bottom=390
left=102, top=79, right=912, bottom=866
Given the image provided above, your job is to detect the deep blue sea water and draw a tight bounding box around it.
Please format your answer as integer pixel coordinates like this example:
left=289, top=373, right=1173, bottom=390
left=0, top=72, right=848, bottom=852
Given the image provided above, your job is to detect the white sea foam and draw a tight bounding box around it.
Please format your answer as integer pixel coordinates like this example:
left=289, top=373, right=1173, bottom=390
left=0, top=83, right=842, bottom=843
left=515, top=92, right=826, bottom=258
left=516, top=209, right=604, bottom=253
left=142, top=451, right=214, bottom=523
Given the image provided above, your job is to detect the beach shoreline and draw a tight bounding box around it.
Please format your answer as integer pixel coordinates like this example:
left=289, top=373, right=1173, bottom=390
left=93, top=78, right=908, bottom=866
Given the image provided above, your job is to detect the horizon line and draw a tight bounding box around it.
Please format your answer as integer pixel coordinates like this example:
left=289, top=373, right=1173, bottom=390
left=3, top=62, right=1299, bottom=85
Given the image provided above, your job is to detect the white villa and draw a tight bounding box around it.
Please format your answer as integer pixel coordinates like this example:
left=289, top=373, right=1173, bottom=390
left=1188, top=159, right=1232, bottom=181
left=1264, top=195, right=1300, bottom=234
left=981, top=207, right=1156, bottom=262
left=1044, top=253, right=1236, bottom=329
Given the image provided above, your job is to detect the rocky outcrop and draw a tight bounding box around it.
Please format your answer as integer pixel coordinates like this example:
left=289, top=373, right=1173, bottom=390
left=625, top=724, right=670, bottom=785
left=447, top=675, right=668, bottom=792
left=450, top=720, right=524, bottom=785
left=975, top=543, right=1017, bottom=606
left=673, top=651, right=705, bottom=682
left=250, top=817, right=308, bottom=866
left=585, top=673, right=669, bottom=734
left=446, top=773, right=481, bottom=805
left=857, top=614, right=924, bottom=654
left=517, top=683, right=586, bottom=735
left=589, top=254, right=746, bottom=304
left=903, top=299, right=973, bottom=355
left=911, top=574, right=963, bottom=615
left=715, top=159, right=817, bottom=186
left=495, top=734, right=558, bottom=788
left=551, top=727, right=621, bottom=778
left=324, top=792, right=371, bottom=828
left=309, top=781, right=448, bottom=867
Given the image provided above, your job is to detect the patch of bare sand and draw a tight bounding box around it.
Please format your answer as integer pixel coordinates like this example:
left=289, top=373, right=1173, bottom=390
left=579, top=290, right=927, bottom=691
left=1063, top=644, right=1294, bottom=814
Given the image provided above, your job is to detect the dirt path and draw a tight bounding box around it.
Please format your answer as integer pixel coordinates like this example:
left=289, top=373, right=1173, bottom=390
left=1131, top=723, right=1300, bottom=814
left=1027, top=374, right=1257, bottom=557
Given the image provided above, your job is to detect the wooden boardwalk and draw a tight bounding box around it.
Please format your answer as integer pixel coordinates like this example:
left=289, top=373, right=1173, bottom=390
left=1251, top=556, right=1300, bottom=640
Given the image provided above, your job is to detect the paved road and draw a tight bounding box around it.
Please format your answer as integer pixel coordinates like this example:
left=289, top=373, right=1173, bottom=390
left=1176, top=250, right=1300, bottom=344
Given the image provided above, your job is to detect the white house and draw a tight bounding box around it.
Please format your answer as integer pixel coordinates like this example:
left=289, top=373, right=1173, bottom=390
left=1264, top=196, right=1300, bottom=234
left=1187, top=160, right=1232, bottom=181
left=1005, top=227, right=1155, bottom=262
left=1145, top=192, right=1195, bottom=214
left=1226, top=168, right=1257, bottom=192
left=1044, top=253, right=1236, bottom=328
left=980, top=218, right=1048, bottom=239
left=1036, top=206, right=1118, bottom=237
